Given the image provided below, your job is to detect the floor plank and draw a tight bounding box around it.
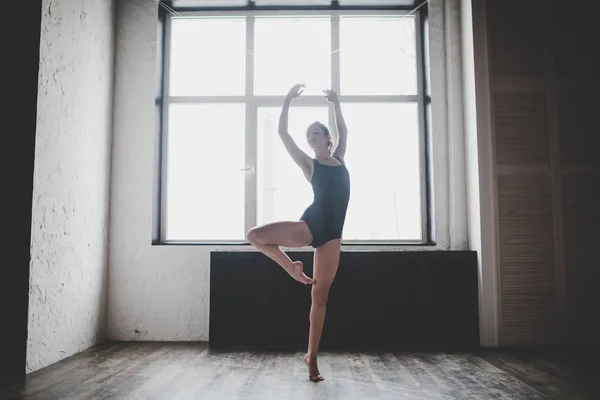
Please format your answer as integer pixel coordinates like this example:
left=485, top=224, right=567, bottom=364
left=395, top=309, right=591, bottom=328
left=1, top=342, right=598, bottom=400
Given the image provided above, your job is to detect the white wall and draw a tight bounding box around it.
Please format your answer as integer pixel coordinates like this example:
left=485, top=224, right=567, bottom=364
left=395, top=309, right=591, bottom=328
left=108, top=0, right=464, bottom=341
left=461, top=0, right=499, bottom=346
left=27, top=0, right=115, bottom=372
left=445, top=0, right=468, bottom=250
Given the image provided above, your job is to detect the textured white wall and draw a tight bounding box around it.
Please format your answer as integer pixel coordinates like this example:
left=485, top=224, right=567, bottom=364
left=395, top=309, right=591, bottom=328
left=109, top=0, right=210, bottom=341
left=108, top=0, right=461, bottom=341
left=27, top=0, right=115, bottom=373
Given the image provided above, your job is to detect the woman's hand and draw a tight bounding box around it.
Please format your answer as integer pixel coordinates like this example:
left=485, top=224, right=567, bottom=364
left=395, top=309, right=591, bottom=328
left=286, top=83, right=306, bottom=101
left=323, top=89, right=340, bottom=104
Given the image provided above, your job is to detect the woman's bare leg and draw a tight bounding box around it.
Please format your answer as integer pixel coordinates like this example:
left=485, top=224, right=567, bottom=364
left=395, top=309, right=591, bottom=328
left=247, top=221, right=315, bottom=284
left=304, top=239, right=341, bottom=381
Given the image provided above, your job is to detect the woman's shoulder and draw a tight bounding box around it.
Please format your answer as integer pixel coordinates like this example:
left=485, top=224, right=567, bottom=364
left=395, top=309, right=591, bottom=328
left=332, top=155, right=345, bottom=165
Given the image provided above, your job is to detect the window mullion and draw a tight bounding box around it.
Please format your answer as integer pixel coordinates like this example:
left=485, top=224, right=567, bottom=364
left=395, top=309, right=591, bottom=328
left=160, top=14, right=173, bottom=242
left=331, top=15, right=341, bottom=94
left=330, top=14, right=341, bottom=141
left=245, top=15, right=257, bottom=235
left=414, top=10, right=428, bottom=242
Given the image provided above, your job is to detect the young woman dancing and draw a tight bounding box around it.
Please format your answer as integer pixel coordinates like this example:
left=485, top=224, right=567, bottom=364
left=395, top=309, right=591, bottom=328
left=246, top=83, right=350, bottom=382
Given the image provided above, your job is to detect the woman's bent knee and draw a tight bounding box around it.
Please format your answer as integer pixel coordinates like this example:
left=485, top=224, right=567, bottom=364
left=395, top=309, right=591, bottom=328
left=246, top=227, right=261, bottom=245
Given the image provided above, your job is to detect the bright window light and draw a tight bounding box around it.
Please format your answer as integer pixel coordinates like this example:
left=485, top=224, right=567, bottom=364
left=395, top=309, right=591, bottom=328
left=342, top=103, right=422, bottom=241
left=171, top=0, right=248, bottom=6
left=254, top=0, right=332, bottom=5
left=169, top=17, right=246, bottom=96
left=162, top=11, right=426, bottom=243
left=340, top=16, right=417, bottom=95
left=166, top=104, right=246, bottom=241
left=338, top=0, right=413, bottom=5
left=254, top=17, right=331, bottom=95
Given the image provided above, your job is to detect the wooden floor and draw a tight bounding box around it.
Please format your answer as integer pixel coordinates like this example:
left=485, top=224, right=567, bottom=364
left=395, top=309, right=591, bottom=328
left=1, top=342, right=598, bottom=399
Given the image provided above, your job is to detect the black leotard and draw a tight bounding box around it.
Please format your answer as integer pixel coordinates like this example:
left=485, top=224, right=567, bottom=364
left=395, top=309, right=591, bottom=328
left=300, top=156, right=351, bottom=248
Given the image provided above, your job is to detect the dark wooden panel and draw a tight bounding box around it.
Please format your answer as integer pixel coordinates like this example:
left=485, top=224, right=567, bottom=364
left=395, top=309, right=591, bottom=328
left=551, top=8, right=597, bottom=80
left=487, top=0, right=546, bottom=78
left=493, top=93, right=550, bottom=166
left=557, top=92, right=600, bottom=167
left=562, top=174, right=600, bottom=345
left=0, top=0, right=43, bottom=387
left=210, top=251, right=479, bottom=351
left=486, top=0, right=599, bottom=350
left=497, top=175, right=559, bottom=345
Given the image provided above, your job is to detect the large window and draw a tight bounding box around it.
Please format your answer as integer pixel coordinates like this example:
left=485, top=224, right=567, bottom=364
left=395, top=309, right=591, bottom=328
left=160, top=10, right=427, bottom=244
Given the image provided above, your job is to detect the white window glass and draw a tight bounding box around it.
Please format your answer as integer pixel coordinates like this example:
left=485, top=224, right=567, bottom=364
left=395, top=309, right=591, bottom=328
left=162, top=12, right=429, bottom=243
left=338, top=0, right=409, bottom=4
left=169, top=17, right=246, bottom=96
left=257, top=106, right=329, bottom=225
left=166, top=104, right=246, bottom=241
left=186, top=0, right=247, bottom=5
left=340, top=16, right=417, bottom=95
left=255, top=0, right=331, bottom=4
left=254, top=17, right=331, bottom=95
left=342, top=103, right=422, bottom=241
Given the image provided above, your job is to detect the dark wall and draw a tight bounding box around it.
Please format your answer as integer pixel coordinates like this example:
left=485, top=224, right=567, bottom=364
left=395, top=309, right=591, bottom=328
left=210, top=251, right=479, bottom=351
left=1, top=0, right=43, bottom=385
left=486, top=0, right=599, bottom=346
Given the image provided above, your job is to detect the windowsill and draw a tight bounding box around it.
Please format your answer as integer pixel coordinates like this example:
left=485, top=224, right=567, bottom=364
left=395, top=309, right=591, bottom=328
left=151, top=241, right=439, bottom=249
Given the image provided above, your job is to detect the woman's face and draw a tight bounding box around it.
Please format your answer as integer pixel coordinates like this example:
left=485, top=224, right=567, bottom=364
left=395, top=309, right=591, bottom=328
left=306, top=123, right=329, bottom=150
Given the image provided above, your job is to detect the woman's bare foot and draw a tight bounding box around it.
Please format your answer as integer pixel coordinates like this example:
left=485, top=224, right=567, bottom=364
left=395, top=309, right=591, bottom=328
left=290, top=261, right=315, bottom=285
left=304, top=353, right=324, bottom=382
